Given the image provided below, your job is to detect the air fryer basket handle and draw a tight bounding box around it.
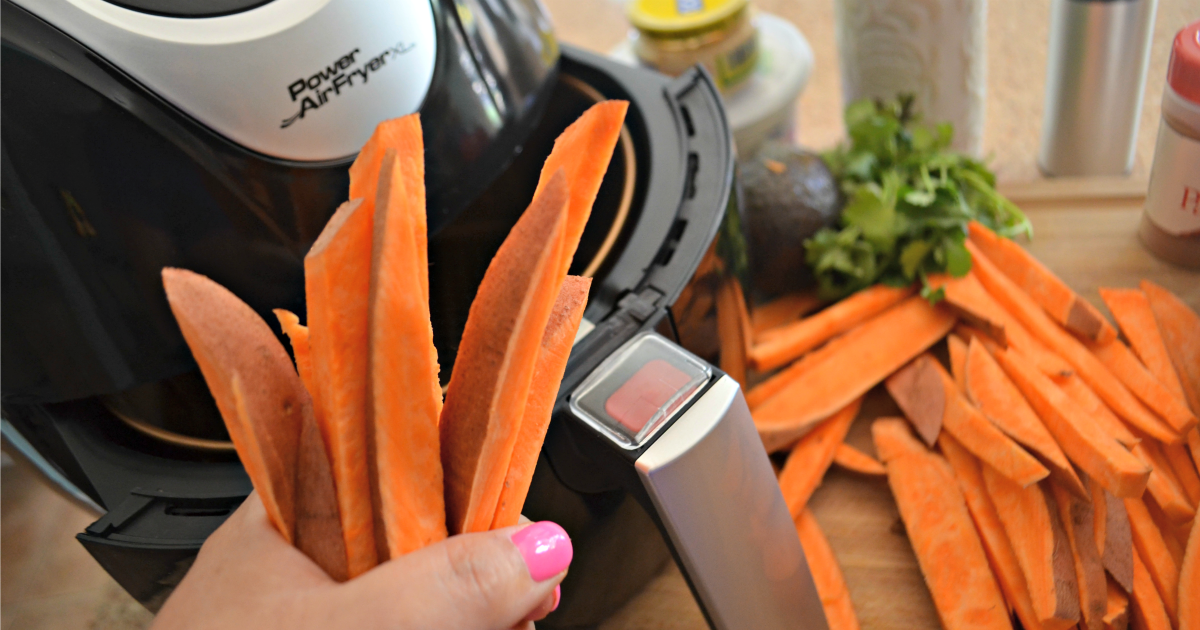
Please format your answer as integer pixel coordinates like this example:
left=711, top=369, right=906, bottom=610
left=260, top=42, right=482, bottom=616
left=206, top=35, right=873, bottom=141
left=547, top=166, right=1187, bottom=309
left=634, top=371, right=829, bottom=630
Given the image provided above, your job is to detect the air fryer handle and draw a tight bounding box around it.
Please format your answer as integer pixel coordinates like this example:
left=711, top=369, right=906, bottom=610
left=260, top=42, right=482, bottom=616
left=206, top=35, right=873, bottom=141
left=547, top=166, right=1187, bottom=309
left=634, top=372, right=829, bottom=629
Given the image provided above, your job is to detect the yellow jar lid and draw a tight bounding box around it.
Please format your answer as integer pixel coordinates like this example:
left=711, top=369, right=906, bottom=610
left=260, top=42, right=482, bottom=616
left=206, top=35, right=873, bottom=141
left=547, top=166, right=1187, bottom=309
left=628, top=0, right=748, bottom=36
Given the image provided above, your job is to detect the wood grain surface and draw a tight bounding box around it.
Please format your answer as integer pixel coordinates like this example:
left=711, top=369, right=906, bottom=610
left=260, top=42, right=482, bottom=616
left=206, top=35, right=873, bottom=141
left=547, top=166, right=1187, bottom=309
left=601, top=179, right=1200, bottom=630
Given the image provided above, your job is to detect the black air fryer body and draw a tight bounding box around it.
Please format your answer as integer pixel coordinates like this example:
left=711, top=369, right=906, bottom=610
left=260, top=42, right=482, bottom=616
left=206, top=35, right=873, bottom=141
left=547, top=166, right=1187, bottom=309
left=1, top=0, right=738, bottom=622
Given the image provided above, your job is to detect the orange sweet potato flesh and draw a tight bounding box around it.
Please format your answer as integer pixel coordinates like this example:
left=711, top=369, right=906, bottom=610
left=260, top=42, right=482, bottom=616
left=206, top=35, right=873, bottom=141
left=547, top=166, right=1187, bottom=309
left=1091, top=477, right=1134, bottom=594
left=993, top=347, right=1150, bottom=498
left=491, top=276, right=591, bottom=529
left=927, top=273, right=1009, bottom=347
left=1141, top=280, right=1200, bottom=418
left=746, top=321, right=873, bottom=410
left=440, top=171, right=569, bottom=535
left=749, top=284, right=914, bottom=372
left=872, top=418, right=1012, bottom=630
left=716, top=276, right=750, bottom=390
left=350, top=115, right=429, bottom=303
left=289, top=394, right=349, bottom=582
left=162, top=268, right=302, bottom=545
left=948, top=334, right=969, bottom=394
left=1124, top=497, right=1180, bottom=625
left=1058, top=374, right=1143, bottom=447
left=1131, top=440, right=1195, bottom=525
left=887, top=353, right=1049, bottom=487
left=964, top=337, right=1086, bottom=498
left=1090, top=338, right=1198, bottom=435
left=1104, top=578, right=1129, bottom=630
left=1099, top=288, right=1188, bottom=404
left=929, top=271, right=1072, bottom=378
left=534, top=100, right=630, bottom=278
left=305, top=197, right=379, bottom=577
left=1050, top=483, right=1107, bottom=630
left=1130, top=549, right=1172, bottom=630
left=753, top=296, right=956, bottom=452
left=967, top=222, right=1116, bottom=343
left=367, top=145, right=447, bottom=560
left=752, top=292, right=822, bottom=338
left=939, top=433, right=1044, bottom=630
left=777, top=398, right=862, bottom=516
left=794, top=509, right=860, bottom=630
left=983, top=469, right=1081, bottom=630
left=968, top=241, right=1180, bottom=444
left=1180, top=514, right=1199, bottom=630
left=274, top=310, right=318, bottom=414
left=1164, top=442, right=1200, bottom=507
left=832, top=443, right=885, bottom=476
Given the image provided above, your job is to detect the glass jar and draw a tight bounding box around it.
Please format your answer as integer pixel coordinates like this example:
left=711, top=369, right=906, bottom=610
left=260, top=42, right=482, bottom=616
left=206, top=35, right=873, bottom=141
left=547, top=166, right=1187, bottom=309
left=628, top=0, right=759, bottom=94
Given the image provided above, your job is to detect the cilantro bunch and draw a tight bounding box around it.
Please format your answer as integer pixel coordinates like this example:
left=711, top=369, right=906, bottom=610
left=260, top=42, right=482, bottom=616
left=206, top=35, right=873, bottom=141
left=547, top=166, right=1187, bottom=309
left=805, top=95, right=1031, bottom=301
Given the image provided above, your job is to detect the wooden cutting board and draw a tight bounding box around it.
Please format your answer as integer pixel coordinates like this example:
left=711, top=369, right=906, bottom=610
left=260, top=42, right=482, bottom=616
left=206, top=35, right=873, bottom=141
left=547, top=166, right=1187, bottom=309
left=600, top=176, right=1200, bottom=630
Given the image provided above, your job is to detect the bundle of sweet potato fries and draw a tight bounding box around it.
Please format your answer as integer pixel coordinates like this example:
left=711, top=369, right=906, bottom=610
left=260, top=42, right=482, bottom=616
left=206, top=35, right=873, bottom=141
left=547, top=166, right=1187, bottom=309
left=162, top=101, right=627, bottom=580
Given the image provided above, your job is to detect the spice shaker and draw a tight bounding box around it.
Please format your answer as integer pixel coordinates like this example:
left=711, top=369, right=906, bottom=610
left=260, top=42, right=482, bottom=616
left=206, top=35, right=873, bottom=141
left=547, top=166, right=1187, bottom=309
left=1038, top=0, right=1158, bottom=176
left=834, top=0, right=988, bottom=156
left=1139, top=20, right=1200, bottom=269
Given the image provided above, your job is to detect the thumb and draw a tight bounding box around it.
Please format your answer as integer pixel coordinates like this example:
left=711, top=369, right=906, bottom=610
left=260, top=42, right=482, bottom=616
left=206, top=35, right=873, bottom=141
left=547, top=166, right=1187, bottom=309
left=324, top=522, right=571, bottom=630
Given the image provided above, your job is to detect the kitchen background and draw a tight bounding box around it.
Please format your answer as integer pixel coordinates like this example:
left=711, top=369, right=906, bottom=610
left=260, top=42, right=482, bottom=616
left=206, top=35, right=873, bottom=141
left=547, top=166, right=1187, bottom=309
left=2, top=0, right=1195, bottom=628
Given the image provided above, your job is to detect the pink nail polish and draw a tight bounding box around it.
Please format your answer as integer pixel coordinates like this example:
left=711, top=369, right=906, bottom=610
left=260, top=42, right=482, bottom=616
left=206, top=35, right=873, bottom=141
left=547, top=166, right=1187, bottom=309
left=511, top=521, right=572, bottom=581
left=551, top=585, right=561, bottom=612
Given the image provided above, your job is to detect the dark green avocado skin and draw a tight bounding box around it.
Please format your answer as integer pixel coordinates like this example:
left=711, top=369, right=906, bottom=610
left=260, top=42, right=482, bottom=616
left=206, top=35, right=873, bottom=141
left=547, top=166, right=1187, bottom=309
left=739, top=142, right=842, bottom=297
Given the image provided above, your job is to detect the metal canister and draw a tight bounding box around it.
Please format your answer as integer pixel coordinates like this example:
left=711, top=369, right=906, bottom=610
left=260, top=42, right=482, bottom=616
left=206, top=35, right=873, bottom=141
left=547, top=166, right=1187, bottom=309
left=1038, top=0, right=1158, bottom=176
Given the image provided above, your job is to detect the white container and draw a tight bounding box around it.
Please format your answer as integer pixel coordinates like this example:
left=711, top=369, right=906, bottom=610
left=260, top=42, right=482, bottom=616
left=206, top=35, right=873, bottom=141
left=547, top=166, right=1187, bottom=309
left=612, top=12, right=813, bottom=156
left=834, top=0, right=987, bottom=156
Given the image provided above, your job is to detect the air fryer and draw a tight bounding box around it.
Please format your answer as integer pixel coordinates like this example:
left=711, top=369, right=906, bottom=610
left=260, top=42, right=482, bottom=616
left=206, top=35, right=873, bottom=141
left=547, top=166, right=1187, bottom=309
left=0, top=1, right=826, bottom=628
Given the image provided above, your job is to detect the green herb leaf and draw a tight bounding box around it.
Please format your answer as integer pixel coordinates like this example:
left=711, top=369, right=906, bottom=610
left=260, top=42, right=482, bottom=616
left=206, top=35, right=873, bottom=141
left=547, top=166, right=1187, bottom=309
left=805, top=95, right=1029, bottom=301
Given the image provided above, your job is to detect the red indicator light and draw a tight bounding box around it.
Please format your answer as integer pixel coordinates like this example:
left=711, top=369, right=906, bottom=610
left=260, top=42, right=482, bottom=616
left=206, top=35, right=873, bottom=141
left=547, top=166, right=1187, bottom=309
left=604, top=359, right=692, bottom=434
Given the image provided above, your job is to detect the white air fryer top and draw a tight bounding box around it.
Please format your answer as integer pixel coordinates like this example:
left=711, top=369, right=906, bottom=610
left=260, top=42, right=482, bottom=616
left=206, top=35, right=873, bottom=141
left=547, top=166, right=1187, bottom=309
left=13, top=0, right=437, bottom=161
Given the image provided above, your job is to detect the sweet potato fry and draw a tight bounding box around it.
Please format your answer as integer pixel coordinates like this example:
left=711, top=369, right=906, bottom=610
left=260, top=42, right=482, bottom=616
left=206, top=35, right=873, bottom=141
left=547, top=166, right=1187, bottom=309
left=491, top=277, right=590, bottom=529
left=1090, top=338, right=1197, bottom=435
left=983, top=469, right=1080, bottom=630
left=1124, top=497, right=1180, bottom=625
left=964, top=338, right=1086, bottom=498
left=752, top=292, right=822, bottom=338
left=940, top=433, right=1043, bottom=630
left=777, top=399, right=862, bottom=515
left=887, top=353, right=1049, bottom=487
left=440, top=171, right=569, bottom=535
left=1099, top=287, right=1188, bottom=404
left=967, top=221, right=1116, bottom=343
left=163, top=269, right=303, bottom=546
left=873, top=418, right=1012, bottom=630
left=1141, top=280, right=1200, bottom=418
left=1130, top=549, right=1172, bottom=630
left=968, top=241, right=1181, bottom=444
left=1050, top=483, right=1107, bottom=630
left=794, top=510, right=860, bottom=630
left=753, top=297, right=955, bottom=451
left=832, top=443, right=886, bottom=476
left=1104, top=578, right=1129, bottom=630
left=993, top=347, right=1150, bottom=498
left=305, top=197, right=379, bottom=576
left=749, top=284, right=914, bottom=372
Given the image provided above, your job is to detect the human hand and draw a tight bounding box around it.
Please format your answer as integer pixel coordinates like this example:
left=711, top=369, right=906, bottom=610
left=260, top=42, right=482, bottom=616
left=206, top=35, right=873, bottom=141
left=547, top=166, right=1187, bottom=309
left=151, top=493, right=570, bottom=630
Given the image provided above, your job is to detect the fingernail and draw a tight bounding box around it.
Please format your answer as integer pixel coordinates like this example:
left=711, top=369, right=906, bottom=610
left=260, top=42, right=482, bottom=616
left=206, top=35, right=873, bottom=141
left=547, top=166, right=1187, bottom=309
left=511, top=521, right=572, bottom=581
left=551, top=585, right=561, bottom=612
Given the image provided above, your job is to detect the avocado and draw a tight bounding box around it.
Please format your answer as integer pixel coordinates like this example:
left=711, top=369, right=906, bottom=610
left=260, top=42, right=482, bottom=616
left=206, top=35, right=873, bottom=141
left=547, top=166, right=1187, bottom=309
left=739, top=142, right=841, bottom=297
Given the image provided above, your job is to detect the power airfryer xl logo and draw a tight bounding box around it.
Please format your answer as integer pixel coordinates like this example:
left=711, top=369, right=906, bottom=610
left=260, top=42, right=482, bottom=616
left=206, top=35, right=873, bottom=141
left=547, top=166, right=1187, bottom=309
left=281, top=41, right=416, bottom=129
